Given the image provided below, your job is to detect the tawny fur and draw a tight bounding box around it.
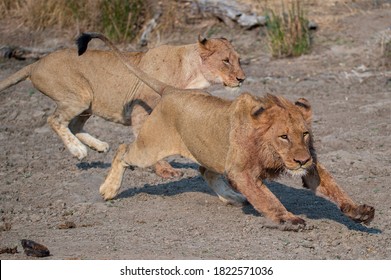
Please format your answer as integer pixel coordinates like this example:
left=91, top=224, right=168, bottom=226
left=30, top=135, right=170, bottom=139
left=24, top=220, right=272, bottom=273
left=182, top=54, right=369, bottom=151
left=87, top=33, right=375, bottom=228
left=0, top=34, right=245, bottom=178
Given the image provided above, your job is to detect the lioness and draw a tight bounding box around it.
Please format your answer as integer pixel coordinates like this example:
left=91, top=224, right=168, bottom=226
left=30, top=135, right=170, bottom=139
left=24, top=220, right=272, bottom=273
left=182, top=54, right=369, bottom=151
left=0, top=34, right=245, bottom=178
left=80, top=33, right=374, bottom=228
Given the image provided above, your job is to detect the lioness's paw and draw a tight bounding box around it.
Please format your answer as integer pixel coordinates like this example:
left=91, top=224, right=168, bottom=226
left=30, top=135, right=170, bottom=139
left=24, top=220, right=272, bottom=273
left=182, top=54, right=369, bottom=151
left=95, top=141, right=110, bottom=153
left=69, top=144, right=88, bottom=160
left=341, top=204, right=375, bottom=225
left=99, top=183, right=118, bottom=200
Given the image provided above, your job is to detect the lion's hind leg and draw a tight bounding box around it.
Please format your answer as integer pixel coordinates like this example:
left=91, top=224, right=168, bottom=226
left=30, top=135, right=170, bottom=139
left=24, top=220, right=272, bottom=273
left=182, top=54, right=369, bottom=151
left=100, top=139, right=185, bottom=200
left=99, top=143, right=129, bottom=200
left=69, top=110, right=110, bottom=153
left=100, top=105, right=188, bottom=200
left=199, top=167, right=247, bottom=206
left=131, top=107, right=183, bottom=179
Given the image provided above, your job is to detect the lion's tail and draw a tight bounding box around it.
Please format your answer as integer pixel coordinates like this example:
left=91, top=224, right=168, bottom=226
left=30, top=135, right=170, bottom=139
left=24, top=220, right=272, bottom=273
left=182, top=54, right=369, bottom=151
left=76, top=32, right=171, bottom=98
left=0, top=63, right=34, bottom=92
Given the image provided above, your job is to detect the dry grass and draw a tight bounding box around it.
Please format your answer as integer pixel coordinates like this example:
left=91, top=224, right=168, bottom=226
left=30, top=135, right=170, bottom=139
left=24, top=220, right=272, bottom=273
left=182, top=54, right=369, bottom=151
left=0, top=0, right=146, bottom=43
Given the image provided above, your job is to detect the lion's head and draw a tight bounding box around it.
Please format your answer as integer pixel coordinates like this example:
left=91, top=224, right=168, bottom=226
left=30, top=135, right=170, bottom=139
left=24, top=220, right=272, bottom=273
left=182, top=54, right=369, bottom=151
left=234, top=94, right=315, bottom=178
left=198, top=36, right=246, bottom=88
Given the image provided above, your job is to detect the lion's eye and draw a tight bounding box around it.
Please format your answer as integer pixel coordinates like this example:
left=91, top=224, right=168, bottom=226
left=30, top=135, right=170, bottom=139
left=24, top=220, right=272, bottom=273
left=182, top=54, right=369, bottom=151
left=223, top=58, right=230, bottom=65
left=279, top=135, right=289, bottom=140
left=303, top=131, right=309, bottom=137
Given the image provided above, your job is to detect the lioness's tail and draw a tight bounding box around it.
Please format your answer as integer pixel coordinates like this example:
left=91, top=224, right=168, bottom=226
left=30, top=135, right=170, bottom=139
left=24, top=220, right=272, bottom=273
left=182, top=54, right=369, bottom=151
left=76, top=32, right=170, bottom=97
left=0, top=63, right=34, bottom=92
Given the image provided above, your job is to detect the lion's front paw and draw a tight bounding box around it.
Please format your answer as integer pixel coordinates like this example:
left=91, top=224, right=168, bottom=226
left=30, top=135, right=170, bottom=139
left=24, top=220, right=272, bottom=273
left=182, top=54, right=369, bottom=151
left=341, top=204, right=375, bottom=225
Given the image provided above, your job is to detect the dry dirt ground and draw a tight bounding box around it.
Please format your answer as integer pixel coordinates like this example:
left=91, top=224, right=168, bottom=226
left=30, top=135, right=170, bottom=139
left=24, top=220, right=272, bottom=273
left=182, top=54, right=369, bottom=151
left=1, top=3, right=391, bottom=259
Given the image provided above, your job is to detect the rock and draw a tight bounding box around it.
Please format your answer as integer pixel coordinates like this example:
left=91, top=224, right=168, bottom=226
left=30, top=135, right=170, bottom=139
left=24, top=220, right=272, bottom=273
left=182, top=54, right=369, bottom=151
left=58, top=221, right=76, bottom=229
left=21, top=239, right=50, bottom=257
left=0, top=222, right=12, bottom=231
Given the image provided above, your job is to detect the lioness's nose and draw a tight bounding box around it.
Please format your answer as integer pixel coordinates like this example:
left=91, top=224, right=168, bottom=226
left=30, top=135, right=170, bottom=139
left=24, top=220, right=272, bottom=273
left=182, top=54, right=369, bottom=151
left=236, top=76, right=246, bottom=83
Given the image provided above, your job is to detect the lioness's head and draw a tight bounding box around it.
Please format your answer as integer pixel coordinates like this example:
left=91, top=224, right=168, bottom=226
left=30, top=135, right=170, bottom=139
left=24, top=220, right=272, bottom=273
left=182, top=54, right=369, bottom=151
left=198, top=36, right=246, bottom=88
left=237, top=94, right=314, bottom=178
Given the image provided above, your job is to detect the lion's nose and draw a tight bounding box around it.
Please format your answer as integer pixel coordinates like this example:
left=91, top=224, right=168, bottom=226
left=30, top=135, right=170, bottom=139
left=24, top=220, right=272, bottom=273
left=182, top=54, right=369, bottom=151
left=294, top=156, right=311, bottom=166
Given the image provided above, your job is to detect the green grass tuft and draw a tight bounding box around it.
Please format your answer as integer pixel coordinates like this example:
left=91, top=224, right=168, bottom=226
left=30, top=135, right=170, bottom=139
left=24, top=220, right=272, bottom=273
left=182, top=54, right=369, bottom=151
left=265, top=0, right=311, bottom=58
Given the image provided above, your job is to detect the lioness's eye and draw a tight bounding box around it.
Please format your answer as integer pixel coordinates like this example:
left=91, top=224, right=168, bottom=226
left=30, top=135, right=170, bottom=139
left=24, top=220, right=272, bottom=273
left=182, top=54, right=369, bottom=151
left=303, top=132, right=309, bottom=137
left=223, top=58, right=230, bottom=65
left=280, top=135, right=288, bottom=140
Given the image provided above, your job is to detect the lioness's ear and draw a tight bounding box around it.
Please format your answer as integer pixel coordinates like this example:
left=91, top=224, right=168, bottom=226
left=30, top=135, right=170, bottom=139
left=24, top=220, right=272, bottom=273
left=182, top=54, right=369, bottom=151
left=198, top=34, right=208, bottom=46
left=295, top=98, right=312, bottom=123
left=198, top=35, right=214, bottom=61
left=252, top=106, right=265, bottom=117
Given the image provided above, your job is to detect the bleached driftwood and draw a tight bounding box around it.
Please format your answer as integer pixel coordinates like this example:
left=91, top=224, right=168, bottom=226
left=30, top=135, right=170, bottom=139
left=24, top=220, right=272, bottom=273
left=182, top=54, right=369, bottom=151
left=191, top=0, right=266, bottom=29
left=138, top=1, right=163, bottom=46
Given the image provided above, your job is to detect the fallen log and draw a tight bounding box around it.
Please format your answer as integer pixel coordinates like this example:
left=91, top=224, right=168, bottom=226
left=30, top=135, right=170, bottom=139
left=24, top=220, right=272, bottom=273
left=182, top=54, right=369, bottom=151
left=0, top=45, right=55, bottom=60
left=191, top=0, right=266, bottom=29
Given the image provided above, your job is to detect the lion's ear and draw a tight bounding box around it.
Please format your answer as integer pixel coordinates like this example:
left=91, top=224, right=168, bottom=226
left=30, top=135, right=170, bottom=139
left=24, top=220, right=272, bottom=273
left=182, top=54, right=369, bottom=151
left=234, top=93, right=263, bottom=120
left=295, top=98, right=312, bottom=123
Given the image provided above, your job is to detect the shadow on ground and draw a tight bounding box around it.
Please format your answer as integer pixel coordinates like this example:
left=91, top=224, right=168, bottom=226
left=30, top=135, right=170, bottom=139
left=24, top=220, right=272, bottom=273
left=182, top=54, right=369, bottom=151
left=76, top=161, right=111, bottom=170
left=116, top=174, right=381, bottom=234
left=245, top=181, right=381, bottom=234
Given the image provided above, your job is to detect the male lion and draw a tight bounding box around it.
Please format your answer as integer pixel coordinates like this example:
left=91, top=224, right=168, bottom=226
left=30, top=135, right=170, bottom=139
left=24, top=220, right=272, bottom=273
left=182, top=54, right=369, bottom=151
left=0, top=33, right=245, bottom=178
left=79, top=33, right=375, bottom=229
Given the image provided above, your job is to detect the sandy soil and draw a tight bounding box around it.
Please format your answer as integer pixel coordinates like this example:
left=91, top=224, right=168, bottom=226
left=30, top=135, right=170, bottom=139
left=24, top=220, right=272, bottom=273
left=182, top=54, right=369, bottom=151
left=1, top=2, right=390, bottom=259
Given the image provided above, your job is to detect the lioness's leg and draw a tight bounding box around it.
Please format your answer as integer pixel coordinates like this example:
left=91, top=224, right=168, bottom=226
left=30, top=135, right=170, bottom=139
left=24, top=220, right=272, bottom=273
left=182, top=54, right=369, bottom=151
left=69, top=110, right=109, bottom=153
left=228, top=171, right=306, bottom=228
left=199, top=166, right=246, bottom=206
left=302, top=163, right=375, bottom=224
left=47, top=106, right=89, bottom=160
